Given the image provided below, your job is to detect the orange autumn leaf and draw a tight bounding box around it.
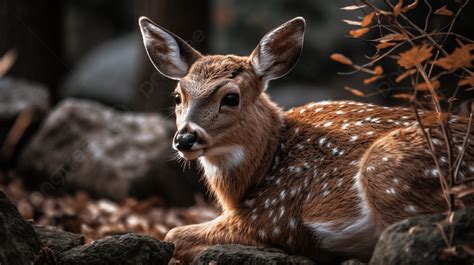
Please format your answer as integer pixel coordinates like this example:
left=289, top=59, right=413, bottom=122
left=397, top=44, right=433, bottom=69
left=415, top=80, right=440, bottom=91
left=374, top=66, right=384, bottom=75
left=330, top=53, right=353, bottom=65
left=432, top=43, right=474, bottom=70
left=364, top=75, right=383, bottom=84
left=434, top=5, right=454, bottom=16
left=395, top=69, right=417, bottom=83
left=401, top=0, right=419, bottom=12
left=376, top=42, right=397, bottom=49
left=393, top=0, right=404, bottom=17
left=361, top=12, right=375, bottom=27
left=458, top=74, right=474, bottom=88
left=344, top=86, right=364, bottom=96
left=392, top=93, right=415, bottom=100
left=377, top=33, right=406, bottom=42
left=349, top=28, right=369, bottom=38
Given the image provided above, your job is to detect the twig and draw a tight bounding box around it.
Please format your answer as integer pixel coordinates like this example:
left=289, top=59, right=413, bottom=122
left=454, top=110, right=473, bottom=184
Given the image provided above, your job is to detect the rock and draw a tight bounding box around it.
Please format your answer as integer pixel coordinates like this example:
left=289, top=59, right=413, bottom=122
left=192, top=244, right=316, bottom=265
left=342, top=259, right=367, bottom=265
left=34, top=225, right=85, bottom=254
left=370, top=207, right=474, bottom=265
left=0, top=77, right=50, bottom=120
left=60, top=34, right=140, bottom=108
left=0, top=191, right=42, bottom=264
left=58, top=233, right=174, bottom=265
left=18, top=99, right=197, bottom=206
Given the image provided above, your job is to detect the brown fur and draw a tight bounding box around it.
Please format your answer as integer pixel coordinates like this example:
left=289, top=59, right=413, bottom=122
left=139, top=17, right=474, bottom=263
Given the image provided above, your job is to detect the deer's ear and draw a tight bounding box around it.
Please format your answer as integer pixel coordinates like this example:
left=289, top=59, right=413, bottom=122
left=250, top=17, right=305, bottom=82
left=139, top=17, right=202, bottom=80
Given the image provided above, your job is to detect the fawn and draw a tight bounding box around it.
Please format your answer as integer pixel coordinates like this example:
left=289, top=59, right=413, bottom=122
left=139, top=16, right=474, bottom=263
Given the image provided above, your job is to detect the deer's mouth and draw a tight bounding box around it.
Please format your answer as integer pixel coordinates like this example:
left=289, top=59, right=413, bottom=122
left=177, top=148, right=205, bottom=160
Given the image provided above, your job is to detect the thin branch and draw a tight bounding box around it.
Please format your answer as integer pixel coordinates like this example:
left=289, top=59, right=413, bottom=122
left=454, top=110, right=473, bottom=184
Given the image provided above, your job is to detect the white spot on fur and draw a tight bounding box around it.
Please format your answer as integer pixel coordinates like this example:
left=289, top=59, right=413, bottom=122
left=405, top=205, right=417, bottom=214
left=289, top=218, right=297, bottom=230
left=350, top=135, right=358, bottom=142
left=367, top=131, right=374, bottom=136
left=382, top=156, right=389, bottom=161
left=324, top=121, right=333, bottom=127
left=319, top=137, right=327, bottom=146
left=432, top=138, right=443, bottom=146
left=355, top=121, right=363, bottom=126
left=273, top=226, right=281, bottom=236
left=336, top=110, right=344, bottom=115
left=342, top=123, right=350, bottom=130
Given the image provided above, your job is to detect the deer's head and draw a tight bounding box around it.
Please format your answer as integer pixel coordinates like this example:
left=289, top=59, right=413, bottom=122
left=139, top=17, right=305, bottom=164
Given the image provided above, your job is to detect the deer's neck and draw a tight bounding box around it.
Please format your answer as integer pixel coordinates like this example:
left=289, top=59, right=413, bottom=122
left=199, top=94, right=282, bottom=211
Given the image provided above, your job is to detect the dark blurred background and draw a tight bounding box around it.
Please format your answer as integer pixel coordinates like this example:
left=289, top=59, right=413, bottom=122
left=0, top=0, right=472, bottom=207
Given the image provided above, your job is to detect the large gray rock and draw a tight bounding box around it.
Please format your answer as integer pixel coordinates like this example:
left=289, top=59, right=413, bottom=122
left=18, top=99, right=196, bottom=205
left=0, top=78, right=50, bottom=120
left=193, top=244, right=316, bottom=265
left=0, top=191, right=42, bottom=264
left=58, top=234, right=174, bottom=265
left=60, top=34, right=140, bottom=108
left=370, top=207, right=474, bottom=265
left=34, top=225, right=85, bottom=254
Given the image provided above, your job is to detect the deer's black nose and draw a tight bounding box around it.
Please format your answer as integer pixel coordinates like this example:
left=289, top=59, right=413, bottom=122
left=174, top=130, right=197, bottom=151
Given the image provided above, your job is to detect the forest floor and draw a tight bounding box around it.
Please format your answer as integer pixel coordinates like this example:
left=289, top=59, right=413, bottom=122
left=0, top=176, right=218, bottom=243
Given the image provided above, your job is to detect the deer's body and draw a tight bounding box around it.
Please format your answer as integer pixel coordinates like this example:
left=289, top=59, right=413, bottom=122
left=139, top=17, right=473, bottom=263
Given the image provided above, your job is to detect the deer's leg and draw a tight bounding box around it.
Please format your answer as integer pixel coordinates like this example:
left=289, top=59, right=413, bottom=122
left=165, top=214, right=259, bottom=263
left=358, top=127, right=448, bottom=230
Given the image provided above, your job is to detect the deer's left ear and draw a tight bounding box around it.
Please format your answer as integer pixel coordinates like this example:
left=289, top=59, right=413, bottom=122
left=250, top=17, right=305, bottom=82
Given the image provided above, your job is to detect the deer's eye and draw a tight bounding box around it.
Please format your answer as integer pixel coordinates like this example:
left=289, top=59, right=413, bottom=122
left=173, top=93, right=182, bottom=105
left=221, top=93, right=239, bottom=107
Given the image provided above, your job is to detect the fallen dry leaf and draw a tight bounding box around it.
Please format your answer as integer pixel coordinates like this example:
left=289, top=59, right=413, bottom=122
left=397, top=44, right=433, bottom=69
